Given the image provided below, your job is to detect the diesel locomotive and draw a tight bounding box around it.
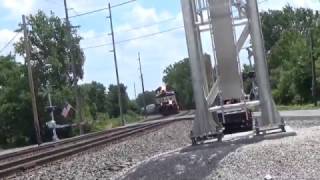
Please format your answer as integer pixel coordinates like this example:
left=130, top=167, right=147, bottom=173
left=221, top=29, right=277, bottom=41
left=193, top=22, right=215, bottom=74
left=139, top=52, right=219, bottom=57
left=155, top=85, right=179, bottom=116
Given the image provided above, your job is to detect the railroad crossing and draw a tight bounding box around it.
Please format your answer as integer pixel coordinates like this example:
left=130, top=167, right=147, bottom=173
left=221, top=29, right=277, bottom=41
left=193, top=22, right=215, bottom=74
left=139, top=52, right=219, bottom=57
left=1, top=0, right=320, bottom=179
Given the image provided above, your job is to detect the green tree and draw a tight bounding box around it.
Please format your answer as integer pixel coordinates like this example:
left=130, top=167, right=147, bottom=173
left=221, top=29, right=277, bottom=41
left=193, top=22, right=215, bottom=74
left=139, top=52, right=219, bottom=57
left=136, top=91, right=156, bottom=108
left=268, top=31, right=311, bottom=104
left=163, top=54, right=213, bottom=109
left=14, top=11, right=85, bottom=130
left=0, top=55, right=35, bottom=147
left=261, top=6, right=320, bottom=104
left=15, top=11, right=84, bottom=90
left=261, top=6, right=318, bottom=52
left=163, top=58, right=194, bottom=109
left=106, top=84, right=130, bottom=118
left=128, top=100, right=140, bottom=114
left=80, top=82, right=107, bottom=120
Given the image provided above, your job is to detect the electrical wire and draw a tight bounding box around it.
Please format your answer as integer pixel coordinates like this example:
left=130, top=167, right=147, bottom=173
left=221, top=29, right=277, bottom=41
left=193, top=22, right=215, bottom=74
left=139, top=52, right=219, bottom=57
left=111, top=0, right=137, bottom=8
left=83, top=26, right=184, bottom=50
left=81, top=0, right=268, bottom=50
left=116, top=26, right=183, bottom=44
left=44, top=0, right=80, bottom=20
left=69, top=0, right=136, bottom=18
left=0, top=33, right=20, bottom=54
left=116, top=17, right=178, bottom=34
left=83, top=17, right=180, bottom=41
left=69, top=8, right=79, bottom=16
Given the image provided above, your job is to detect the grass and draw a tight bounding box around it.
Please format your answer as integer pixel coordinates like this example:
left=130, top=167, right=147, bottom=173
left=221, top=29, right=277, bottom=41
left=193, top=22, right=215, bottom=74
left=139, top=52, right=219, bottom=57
left=91, top=111, right=143, bottom=132
left=277, top=104, right=320, bottom=111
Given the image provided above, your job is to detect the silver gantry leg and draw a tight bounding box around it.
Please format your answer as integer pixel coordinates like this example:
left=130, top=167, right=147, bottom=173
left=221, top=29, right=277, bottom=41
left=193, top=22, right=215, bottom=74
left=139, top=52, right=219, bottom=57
left=181, top=0, right=223, bottom=145
left=246, top=0, right=285, bottom=132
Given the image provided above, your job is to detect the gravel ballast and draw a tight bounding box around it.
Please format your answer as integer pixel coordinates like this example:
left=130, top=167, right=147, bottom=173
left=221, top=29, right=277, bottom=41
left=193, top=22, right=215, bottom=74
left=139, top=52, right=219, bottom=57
left=8, top=118, right=320, bottom=180
left=121, top=120, right=320, bottom=180
left=209, top=123, right=320, bottom=180
left=9, top=121, right=192, bottom=180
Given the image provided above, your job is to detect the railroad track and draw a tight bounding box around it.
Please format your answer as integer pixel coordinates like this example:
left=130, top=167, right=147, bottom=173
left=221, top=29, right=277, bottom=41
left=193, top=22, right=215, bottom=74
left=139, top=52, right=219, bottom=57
left=0, top=115, right=194, bottom=178
left=144, top=109, right=195, bottom=122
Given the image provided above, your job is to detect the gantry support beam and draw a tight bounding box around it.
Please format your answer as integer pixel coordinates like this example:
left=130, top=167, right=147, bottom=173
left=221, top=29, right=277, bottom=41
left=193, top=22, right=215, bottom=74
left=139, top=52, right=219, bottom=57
left=181, top=0, right=221, bottom=139
left=208, top=0, right=243, bottom=100
left=246, top=0, right=283, bottom=128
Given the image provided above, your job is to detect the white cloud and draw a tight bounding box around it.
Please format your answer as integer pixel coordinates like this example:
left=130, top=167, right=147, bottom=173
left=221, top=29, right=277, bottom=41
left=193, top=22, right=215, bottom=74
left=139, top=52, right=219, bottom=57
left=80, top=30, right=96, bottom=39
left=295, top=0, right=307, bottom=6
left=2, top=0, right=35, bottom=15
left=128, top=4, right=171, bottom=24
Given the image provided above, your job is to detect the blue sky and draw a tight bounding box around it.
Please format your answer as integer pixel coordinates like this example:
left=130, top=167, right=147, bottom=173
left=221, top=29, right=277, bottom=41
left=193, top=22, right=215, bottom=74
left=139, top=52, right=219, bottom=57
left=0, top=0, right=320, bottom=99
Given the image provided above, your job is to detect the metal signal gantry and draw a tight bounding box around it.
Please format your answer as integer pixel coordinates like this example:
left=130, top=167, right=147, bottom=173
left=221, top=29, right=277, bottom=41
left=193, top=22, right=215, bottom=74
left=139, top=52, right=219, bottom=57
left=181, top=0, right=285, bottom=144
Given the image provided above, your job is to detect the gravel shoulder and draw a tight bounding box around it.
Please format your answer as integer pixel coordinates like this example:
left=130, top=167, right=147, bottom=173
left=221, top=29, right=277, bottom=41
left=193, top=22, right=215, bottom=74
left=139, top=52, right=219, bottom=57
left=210, top=125, right=320, bottom=180
left=121, top=120, right=320, bottom=180
left=9, top=121, right=192, bottom=180
left=8, top=118, right=320, bottom=180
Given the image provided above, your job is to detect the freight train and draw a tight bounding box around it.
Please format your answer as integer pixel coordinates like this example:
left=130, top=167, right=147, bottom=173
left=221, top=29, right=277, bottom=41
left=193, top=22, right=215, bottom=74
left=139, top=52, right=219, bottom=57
left=155, top=85, right=179, bottom=116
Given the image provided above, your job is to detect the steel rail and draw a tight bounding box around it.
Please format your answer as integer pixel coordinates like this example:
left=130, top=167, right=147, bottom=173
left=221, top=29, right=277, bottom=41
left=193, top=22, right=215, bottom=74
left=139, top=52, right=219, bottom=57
left=0, top=116, right=194, bottom=178
left=0, top=123, right=142, bottom=162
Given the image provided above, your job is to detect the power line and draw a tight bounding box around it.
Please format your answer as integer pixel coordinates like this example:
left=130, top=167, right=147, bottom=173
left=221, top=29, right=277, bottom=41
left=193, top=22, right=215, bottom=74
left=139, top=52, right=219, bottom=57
left=69, top=8, right=79, bottom=16
left=111, top=0, right=137, bottom=8
left=83, top=26, right=183, bottom=50
left=44, top=0, right=81, bottom=20
left=82, top=42, right=112, bottom=50
left=117, top=17, right=178, bottom=33
left=83, top=17, right=180, bottom=41
left=69, top=0, right=265, bottom=19
left=69, top=0, right=136, bottom=18
left=116, top=26, right=183, bottom=44
left=0, top=33, right=20, bottom=54
left=69, top=7, right=107, bottom=18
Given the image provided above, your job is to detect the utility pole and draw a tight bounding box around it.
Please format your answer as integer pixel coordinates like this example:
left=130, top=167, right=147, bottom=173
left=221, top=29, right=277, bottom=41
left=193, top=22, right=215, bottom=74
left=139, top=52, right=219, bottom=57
left=63, top=0, right=84, bottom=133
left=134, top=82, right=137, bottom=99
left=107, top=3, right=125, bottom=126
left=22, top=15, right=42, bottom=145
left=138, top=52, right=147, bottom=114
left=310, top=29, right=317, bottom=106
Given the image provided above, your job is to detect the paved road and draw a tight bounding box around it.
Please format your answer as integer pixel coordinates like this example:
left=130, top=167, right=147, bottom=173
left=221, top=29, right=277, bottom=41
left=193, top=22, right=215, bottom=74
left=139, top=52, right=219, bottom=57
left=253, top=109, right=320, bottom=120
